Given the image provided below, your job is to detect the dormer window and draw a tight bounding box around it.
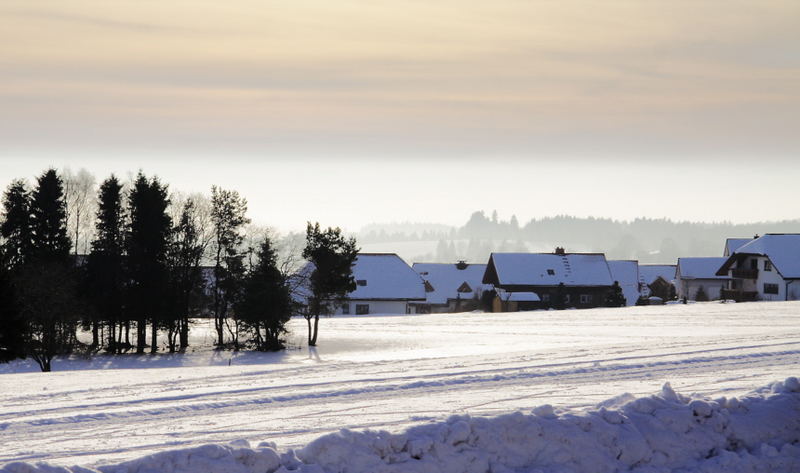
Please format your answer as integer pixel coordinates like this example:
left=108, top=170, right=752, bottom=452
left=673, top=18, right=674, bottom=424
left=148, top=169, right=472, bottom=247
left=457, top=282, right=472, bottom=293
left=357, top=279, right=367, bottom=286
left=547, top=269, right=555, bottom=275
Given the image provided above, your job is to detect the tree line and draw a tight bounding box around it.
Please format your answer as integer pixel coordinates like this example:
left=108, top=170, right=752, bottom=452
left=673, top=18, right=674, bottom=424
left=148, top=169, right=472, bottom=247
left=0, top=169, right=358, bottom=371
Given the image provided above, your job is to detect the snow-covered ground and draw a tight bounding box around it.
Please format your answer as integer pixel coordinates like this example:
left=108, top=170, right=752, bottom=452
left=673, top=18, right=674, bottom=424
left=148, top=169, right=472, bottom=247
left=1, top=302, right=799, bottom=471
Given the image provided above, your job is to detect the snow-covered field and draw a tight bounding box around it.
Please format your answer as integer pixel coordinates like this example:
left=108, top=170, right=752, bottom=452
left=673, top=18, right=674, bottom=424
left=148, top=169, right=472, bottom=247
left=1, top=302, right=799, bottom=472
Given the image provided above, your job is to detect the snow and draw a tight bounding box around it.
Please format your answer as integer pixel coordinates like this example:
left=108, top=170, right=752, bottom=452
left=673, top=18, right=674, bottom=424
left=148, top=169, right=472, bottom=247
left=639, top=265, right=676, bottom=285
left=4, top=378, right=799, bottom=473
left=733, top=234, right=800, bottom=278
left=412, top=263, right=489, bottom=305
left=1, top=302, right=799, bottom=471
left=607, top=260, right=642, bottom=305
left=677, top=257, right=730, bottom=280
left=487, top=253, right=613, bottom=286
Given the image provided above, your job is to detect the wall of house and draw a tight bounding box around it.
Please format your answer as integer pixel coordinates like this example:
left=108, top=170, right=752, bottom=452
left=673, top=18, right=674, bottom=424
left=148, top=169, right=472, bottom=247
left=753, top=256, right=789, bottom=301
left=331, top=300, right=410, bottom=315
left=678, top=279, right=726, bottom=301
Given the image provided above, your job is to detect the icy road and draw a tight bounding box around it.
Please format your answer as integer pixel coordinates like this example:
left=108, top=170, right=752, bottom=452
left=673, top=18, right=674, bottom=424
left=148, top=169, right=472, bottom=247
left=1, top=301, right=798, bottom=467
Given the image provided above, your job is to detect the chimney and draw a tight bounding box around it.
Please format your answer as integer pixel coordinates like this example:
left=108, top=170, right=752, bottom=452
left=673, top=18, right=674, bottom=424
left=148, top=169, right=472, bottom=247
left=554, top=247, right=565, bottom=255
left=456, top=260, right=468, bottom=270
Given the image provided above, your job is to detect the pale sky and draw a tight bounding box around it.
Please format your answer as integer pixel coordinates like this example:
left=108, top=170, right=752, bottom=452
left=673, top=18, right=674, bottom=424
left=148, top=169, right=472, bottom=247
left=1, top=1, right=799, bottom=231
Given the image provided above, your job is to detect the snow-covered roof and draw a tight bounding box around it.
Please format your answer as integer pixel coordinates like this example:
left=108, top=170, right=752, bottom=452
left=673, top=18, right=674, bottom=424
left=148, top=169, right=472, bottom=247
left=677, top=257, right=730, bottom=280
left=295, top=253, right=426, bottom=302
left=412, top=262, right=489, bottom=305
left=496, top=289, right=541, bottom=302
left=724, top=238, right=754, bottom=257
left=725, top=234, right=800, bottom=278
left=484, top=252, right=614, bottom=287
left=607, top=260, right=642, bottom=306
left=639, top=265, right=676, bottom=285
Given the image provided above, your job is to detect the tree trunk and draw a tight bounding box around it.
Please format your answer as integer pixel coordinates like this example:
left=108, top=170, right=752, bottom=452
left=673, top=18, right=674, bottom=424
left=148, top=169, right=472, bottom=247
left=136, top=319, right=146, bottom=353
left=309, top=314, right=320, bottom=346
left=179, top=316, right=189, bottom=349
left=150, top=318, right=158, bottom=353
left=91, top=322, right=99, bottom=349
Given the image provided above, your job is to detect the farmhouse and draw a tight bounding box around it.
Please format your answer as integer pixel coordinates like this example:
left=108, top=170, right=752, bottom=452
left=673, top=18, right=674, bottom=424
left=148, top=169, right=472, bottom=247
left=481, top=248, right=614, bottom=310
left=412, top=261, right=490, bottom=313
left=638, top=264, right=677, bottom=300
left=607, top=260, right=644, bottom=306
left=716, top=233, right=800, bottom=302
left=675, top=257, right=730, bottom=301
left=296, top=253, right=426, bottom=315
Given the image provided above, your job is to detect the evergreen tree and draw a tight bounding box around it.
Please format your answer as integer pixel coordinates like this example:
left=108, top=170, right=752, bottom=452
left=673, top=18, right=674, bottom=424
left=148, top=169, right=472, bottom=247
left=87, top=176, right=127, bottom=352
left=695, top=285, right=709, bottom=302
left=301, top=222, right=358, bottom=346
left=605, top=281, right=627, bottom=307
left=16, top=169, right=78, bottom=371
left=210, top=186, right=250, bottom=349
left=126, top=173, right=172, bottom=354
left=1, top=179, right=33, bottom=268
left=166, top=198, right=207, bottom=352
left=237, top=236, right=292, bottom=351
left=29, top=169, right=71, bottom=262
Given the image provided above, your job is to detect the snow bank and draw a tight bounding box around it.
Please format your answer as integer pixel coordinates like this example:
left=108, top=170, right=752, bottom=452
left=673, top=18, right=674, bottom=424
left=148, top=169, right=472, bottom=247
left=4, top=377, right=799, bottom=473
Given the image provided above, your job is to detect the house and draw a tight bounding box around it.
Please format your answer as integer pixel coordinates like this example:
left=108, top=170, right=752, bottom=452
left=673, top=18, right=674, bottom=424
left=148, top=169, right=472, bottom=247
left=675, top=257, right=730, bottom=301
left=411, top=261, right=490, bottom=313
left=492, top=289, right=541, bottom=312
left=638, top=264, right=677, bottom=300
left=724, top=237, right=756, bottom=257
left=716, top=234, right=800, bottom=302
left=295, top=253, right=426, bottom=315
left=481, top=248, right=614, bottom=310
left=607, top=260, right=643, bottom=306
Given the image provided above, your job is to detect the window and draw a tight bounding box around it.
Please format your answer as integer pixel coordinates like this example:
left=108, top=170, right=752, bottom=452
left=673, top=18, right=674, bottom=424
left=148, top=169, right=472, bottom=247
left=541, top=294, right=551, bottom=302
left=547, top=269, right=555, bottom=275
left=764, top=260, right=772, bottom=272
left=356, top=304, right=370, bottom=315
left=357, top=280, right=367, bottom=286
left=341, top=303, right=350, bottom=315
left=564, top=294, right=571, bottom=303
left=580, top=294, right=592, bottom=304
left=750, top=259, right=758, bottom=270
left=764, top=283, right=779, bottom=295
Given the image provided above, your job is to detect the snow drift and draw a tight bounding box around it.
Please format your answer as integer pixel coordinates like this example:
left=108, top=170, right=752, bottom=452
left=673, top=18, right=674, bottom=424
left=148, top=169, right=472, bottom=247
left=4, top=377, right=799, bottom=473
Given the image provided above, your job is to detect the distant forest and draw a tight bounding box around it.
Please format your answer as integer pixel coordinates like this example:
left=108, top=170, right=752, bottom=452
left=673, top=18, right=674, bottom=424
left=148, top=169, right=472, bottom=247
left=358, top=211, right=800, bottom=264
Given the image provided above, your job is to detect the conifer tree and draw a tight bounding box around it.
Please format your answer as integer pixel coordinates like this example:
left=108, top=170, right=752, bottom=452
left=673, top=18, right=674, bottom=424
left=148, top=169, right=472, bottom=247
left=210, top=186, right=250, bottom=349
left=16, top=169, right=77, bottom=371
left=301, top=222, right=358, bottom=346
left=87, top=176, right=127, bottom=352
left=166, top=199, right=207, bottom=352
left=237, top=236, right=292, bottom=351
left=1, top=179, right=33, bottom=268
left=126, top=173, right=172, bottom=354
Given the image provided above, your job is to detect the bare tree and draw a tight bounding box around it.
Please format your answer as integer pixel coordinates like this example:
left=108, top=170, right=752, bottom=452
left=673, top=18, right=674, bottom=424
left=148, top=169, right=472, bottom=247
left=63, top=168, right=97, bottom=256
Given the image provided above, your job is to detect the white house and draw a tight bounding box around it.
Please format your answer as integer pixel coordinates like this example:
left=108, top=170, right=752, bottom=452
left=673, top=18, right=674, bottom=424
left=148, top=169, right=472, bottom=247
left=675, top=257, right=730, bottom=301
left=607, top=260, right=642, bottom=306
left=296, top=253, right=427, bottom=315
left=412, top=262, right=490, bottom=313
left=716, top=234, right=800, bottom=302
